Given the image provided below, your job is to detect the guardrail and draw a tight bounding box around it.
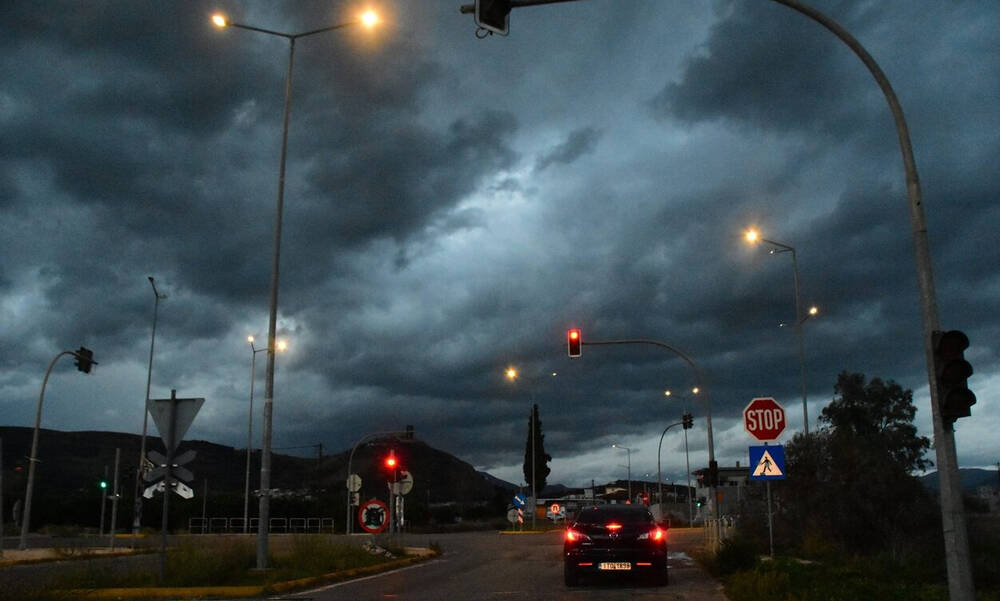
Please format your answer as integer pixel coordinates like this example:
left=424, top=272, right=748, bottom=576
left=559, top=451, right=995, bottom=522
left=188, top=517, right=335, bottom=534
left=704, top=515, right=736, bottom=551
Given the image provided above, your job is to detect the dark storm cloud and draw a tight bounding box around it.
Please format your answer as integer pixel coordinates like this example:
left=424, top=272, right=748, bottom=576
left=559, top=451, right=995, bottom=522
left=2, top=1, right=998, bottom=488
left=650, top=0, right=885, bottom=137
left=534, top=127, right=602, bottom=172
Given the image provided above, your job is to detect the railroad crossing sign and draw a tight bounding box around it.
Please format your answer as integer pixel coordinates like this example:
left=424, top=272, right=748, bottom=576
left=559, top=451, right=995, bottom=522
left=748, top=445, right=786, bottom=481
left=142, top=480, right=195, bottom=499
left=145, top=449, right=196, bottom=484
left=744, top=397, right=786, bottom=441
left=358, top=499, right=389, bottom=533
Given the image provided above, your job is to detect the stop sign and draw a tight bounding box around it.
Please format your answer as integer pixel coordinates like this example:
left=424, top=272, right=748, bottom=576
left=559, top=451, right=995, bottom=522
left=744, top=397, right=786, bottom=441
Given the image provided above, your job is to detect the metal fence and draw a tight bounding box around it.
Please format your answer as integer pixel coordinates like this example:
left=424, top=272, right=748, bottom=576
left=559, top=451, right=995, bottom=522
left=188, top=517, right=335, bottom=534
left=704, top=515, right=736, bottom=551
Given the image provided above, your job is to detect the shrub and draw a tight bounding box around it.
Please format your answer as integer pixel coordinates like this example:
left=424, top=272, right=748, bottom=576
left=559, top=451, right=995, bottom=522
left=715, top=536, right=760, bottom=575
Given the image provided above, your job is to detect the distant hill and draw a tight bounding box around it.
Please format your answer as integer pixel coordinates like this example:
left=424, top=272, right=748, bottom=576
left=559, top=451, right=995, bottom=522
left=0, top=426, right=515, bottom=531
left=920, top=468, right=999, bottom=493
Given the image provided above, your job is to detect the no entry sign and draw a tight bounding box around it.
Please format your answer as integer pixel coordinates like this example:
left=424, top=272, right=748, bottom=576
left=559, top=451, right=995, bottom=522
left=744, top=397, right=786, bottom=441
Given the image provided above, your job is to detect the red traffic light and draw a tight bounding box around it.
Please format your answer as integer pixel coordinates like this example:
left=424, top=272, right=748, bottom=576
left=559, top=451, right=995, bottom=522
left=567, top=329, right=582, bottom=357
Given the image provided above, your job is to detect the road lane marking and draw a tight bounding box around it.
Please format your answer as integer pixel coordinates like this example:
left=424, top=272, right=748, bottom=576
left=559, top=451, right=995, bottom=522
left=279, top=559, right=443, bottom=598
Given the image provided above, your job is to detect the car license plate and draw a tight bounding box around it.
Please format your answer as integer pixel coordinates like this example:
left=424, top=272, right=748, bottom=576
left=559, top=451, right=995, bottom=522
left=599, top=562, right=631, bottom=571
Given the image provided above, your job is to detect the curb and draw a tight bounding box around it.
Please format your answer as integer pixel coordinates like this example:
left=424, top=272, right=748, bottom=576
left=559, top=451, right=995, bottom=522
left=64, top=549, right=439, bottom=600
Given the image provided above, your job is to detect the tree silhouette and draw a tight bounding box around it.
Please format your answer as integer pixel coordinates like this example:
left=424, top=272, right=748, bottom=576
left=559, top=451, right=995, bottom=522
left=523, top=404, right=551, bottom=494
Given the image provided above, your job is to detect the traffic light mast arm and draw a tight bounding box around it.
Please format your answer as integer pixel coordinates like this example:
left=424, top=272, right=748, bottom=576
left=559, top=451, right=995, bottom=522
left=459, top=0, right=583, bottom=14
left=581, top=338, right=716, bottom=521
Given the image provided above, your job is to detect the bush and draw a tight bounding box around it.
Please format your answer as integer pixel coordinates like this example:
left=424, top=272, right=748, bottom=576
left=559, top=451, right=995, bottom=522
left=715, top=536, right=760, bottom=575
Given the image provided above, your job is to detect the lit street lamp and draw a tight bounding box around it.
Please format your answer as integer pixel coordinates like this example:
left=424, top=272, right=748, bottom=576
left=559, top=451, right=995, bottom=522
left=745, top=229, right=813, bottom=435
left=212, top=9, right=378, bottom=569
left=664, top=388, right=697, bottom=525
left=133, top=276, right=166, bottom=537
left=243, top=336, right=285, bottom=534
left=505, top=366, right=556, bottom=529
left=611, top=443, right=632, bottom=500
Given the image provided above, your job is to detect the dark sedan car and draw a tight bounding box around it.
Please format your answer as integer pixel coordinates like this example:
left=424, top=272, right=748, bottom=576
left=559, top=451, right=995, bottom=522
left=563, top=504, right=668, bottom=586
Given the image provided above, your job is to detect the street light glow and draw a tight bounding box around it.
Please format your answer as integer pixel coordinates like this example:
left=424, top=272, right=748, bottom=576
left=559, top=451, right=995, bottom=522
left=360, top=10, right=379, bottom=28
left=211, top=14, right=228, bottom=28
left=809, top=306, right=819, bottom=316
left=745, top=229, right=760, bottom=243
left=247, top=335, right=254, bottom=344
left=276, top=340, right=288, bottom=352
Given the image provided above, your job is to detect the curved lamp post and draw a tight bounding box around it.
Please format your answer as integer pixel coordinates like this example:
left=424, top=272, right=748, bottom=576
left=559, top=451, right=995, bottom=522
left=243, top=336, right=285, bottom=534
left=744, top=230, right=812, bottom=435
left=212, top=9, right=378, bottom=569
left=611, top=443, right=632, bottom=500
left=664, top=388, right=698, bottom=526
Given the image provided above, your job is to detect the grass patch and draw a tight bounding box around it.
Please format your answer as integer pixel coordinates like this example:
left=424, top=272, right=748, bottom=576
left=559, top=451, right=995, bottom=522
left=22, top=535, right=411, bottom=599
left=722, top=556, right=950, bottom=601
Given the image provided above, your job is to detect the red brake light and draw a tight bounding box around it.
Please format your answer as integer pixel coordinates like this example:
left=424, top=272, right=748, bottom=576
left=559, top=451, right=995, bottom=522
left=566, top=529, right=580, bottom=542
left=606, top=523, right=622, bottom=531
left=652, top=527, right=665, bottom=542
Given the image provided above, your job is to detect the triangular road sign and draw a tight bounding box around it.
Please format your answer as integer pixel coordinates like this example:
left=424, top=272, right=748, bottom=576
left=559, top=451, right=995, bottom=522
left=148, top=393, right=204, bottom=453
left=752, top=450, right=783, bottom=477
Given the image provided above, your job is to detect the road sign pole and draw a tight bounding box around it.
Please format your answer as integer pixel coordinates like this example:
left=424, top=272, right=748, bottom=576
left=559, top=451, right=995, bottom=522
left=159, top=389, right=178, bottom=585
left=766, top=480, right=774, bottom=557
left=109, top=448, right=120, bottom=550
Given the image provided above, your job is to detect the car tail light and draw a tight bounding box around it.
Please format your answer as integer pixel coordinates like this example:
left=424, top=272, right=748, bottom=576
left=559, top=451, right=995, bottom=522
left=606, top=523, right=623, bottom=531
left=638, top=527, right=666, bottom=542
left=565, top=528, right=590, bottom=543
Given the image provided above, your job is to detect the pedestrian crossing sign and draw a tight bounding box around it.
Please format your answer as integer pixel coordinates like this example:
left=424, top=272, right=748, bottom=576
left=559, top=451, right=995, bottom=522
left=748, top=445, right=786, bottom=481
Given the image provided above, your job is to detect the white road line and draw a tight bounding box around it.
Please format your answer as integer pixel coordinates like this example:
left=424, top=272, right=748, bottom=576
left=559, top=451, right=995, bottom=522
left=279, top=559, right=445, bottom=598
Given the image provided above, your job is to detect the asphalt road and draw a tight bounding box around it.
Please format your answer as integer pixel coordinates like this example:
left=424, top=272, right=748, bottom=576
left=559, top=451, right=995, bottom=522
left=288, top=528, right=730, bottom=601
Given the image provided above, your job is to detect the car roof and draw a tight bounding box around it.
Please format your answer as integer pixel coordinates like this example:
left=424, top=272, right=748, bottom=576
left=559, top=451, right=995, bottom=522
left=573, top=504, right=654, bottom=523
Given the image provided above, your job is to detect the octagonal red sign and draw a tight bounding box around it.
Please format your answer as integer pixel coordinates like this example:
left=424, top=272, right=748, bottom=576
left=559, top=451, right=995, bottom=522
left=744, top=397, right=786, bottom=441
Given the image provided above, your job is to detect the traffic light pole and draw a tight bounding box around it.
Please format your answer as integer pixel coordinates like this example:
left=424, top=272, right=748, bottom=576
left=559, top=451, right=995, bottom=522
left=582, top=339, right=718, bottom=527
left=656, top=421, right=682, bottom=522
left=20, top=350, right=84, bottom=550
left=345, top=430, right=412, bottom=535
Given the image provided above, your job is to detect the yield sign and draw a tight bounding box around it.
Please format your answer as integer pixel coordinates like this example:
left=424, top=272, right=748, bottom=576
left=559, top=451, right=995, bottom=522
left=148, top=391, right=204, bottom=452
left=748, top=445, right=786, bottom=481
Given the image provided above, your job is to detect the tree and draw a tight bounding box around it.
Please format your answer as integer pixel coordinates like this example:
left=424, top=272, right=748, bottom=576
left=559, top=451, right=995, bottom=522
left=777, top=372, right=938, bottom=558
left=523, top=404, right=551, bottom=495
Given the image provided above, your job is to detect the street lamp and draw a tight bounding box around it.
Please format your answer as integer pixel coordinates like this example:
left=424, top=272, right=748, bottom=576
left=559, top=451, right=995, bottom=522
left=611, top=443, right=632, bottom=500
left=133, top=276, right=166, bottom=538
left=505, top=366, right=555, bottom=529
left=745, top=229, right=812, bottom=435
left=243, top=336, right=285, bottom=534
left=664, top=388, right=697, bottom=526
left=212, top=10, right=378, bottom=570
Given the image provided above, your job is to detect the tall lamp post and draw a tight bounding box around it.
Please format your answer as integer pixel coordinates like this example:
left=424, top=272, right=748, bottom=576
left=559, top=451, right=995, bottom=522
left=243, top=336, right=285, bottom=534
left=611, top=443, right=632, bottom=501
left=665, top=388, right=697, bottom=526
left=505, top=366, right=556, bottom=529
left=133, top=276, right=166, bottom=537
left=212, top=9, right=379, bottom=570
left=745, top=230, right=812, bottom=435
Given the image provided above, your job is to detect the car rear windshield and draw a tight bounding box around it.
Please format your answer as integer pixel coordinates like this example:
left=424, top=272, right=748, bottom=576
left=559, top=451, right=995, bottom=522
left=576, top=507, right=653, bottom=525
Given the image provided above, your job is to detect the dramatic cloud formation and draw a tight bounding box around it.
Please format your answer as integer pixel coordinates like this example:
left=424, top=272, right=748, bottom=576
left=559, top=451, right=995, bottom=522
left=1, top=1, right=997, bottom=489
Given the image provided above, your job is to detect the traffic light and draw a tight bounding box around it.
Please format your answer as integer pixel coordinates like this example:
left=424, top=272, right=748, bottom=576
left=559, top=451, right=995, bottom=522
left=933, top=330, right=976, bottom=427
left=567, top=328, right=581, bottom=358
left=475, top=0, right=511, bottom=35
left=383, top=450, right=399, bottom=471
left=74, top=346, right=96, bottom=373
left=99, top=480, right=107, bottom=490
left=682, top=413, right=693, bottom=429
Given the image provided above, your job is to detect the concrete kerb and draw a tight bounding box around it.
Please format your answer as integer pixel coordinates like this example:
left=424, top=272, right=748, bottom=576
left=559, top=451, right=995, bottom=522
left=61, top=548, right=439, bottom=600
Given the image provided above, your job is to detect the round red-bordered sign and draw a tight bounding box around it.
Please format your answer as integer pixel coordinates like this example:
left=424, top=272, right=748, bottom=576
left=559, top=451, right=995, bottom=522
left=357, top=498, right=389, bottom=533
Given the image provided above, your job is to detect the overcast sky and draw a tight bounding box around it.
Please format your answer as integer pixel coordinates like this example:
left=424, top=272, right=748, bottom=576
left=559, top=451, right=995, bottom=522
left=2, top=0, right=998, bottom=489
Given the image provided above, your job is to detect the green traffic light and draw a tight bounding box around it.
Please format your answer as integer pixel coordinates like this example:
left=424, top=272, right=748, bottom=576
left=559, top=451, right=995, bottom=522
left=100, top=481, right=107, bottom=489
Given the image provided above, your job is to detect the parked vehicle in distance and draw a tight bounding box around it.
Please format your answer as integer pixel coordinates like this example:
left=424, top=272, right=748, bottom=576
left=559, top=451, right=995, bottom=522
left=563, top=504, right=668, bottom=586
